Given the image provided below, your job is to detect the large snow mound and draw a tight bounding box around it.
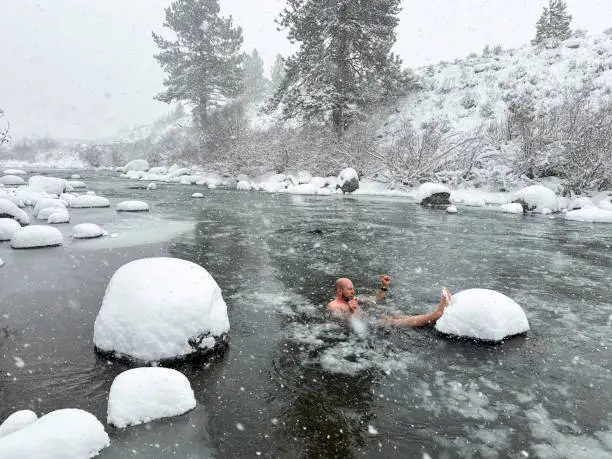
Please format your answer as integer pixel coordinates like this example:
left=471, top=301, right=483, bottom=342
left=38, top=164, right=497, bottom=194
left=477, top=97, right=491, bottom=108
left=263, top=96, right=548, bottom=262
left=0, top=175, right=26, bottom=186
left=123, top=159, right=149, bottom=172
left=93, top=257, right=230, bottom=362
left=0, top=199, right=30, bottom=225
left=67, top=195, right=110, bottom=208
left=0, top=410, right=38, bottom=438
left=33, top=198, right=67, bottom=218
left=565, top=208, right=612, bottom=223
left=0, top=408, right=109, bottom=459
left=435, top=288, right=529, bottom=342
left=116, top=200, right=149, bottom=212
left=512, top=185, right=559, bottom=213
left=28, top=176, right=68, bottom=196
left=0, top=218, right=21, bottom=241
left=47, top=210, right=70, bottom=224
left=417, top=182, right=451, bottom=203
left=107, top=367, right=196, bottom=428
left=10, top=225, right=63, bottom=249
left=73, top=223, right=107, bottom=239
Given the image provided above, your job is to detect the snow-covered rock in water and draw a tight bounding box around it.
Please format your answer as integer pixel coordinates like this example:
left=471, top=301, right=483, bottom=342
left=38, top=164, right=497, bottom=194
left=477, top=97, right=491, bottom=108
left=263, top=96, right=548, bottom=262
left=125, top=170, right=146, bottom=180
left=47, top=210, right=70, bottom=224
left=565, top=208, right=612, bottom=223
left=148, top=166, right=168, bottom=175
left=67, top=180, right=86, bottom=189
left=0, top=258, right=3, bottom=267
left=435, top=288, right=530, bottom=342
left=0, top=175, right=26, bottom=186
left=207, top=183, right=216, bottom=189
left=236, top=180, right=252, bottom=191
left=446, top=205, right=458, bottom=214
left=567, top=197, right=595, bottom=210
left=68, top=195, right=110, bottom=208
left=116, top=200, right=149, bottom=212
left=146, top=182, right=157, bottom=190
left=337, top=168, right=359, bottom=193
left=0, top=408, right=109, bottom=459
left=0, top=410, right=38, bottom=438
left=169, top=167, right=191, bottom=178
left=73, top=223, right=107, bottom=239
left=86, top=190, right=96, bottom=196
left=3, top=168, right=26, bottom=176
left=0, top=192, right=24, bottom=208
left=417, top=182, right=451, bottom=206
left=0, top=218, right=21, bottom=241
left=93, top=257, right=230, bottom=362
left=512, top=185, right=559, bottom=213
left=0, top=199, right=29, bottom=225
left=500, top=203, right=524, bottom=214
left=107, top=367, right=196, bottom=428
left=11, top=225, right=63, bottom=249
left=124, top=159, right=149, bottom=172
left=192, top=192, right=204, bottom=198
left=37, top=206, right=66, bottom=221
left=33, top=198, right=66, bottom=218
left=310, top=176, right=327, bottom=188
left=70, top=174, right=81, bottom=179
left=297, top=171, right=312, bottom=184
left=288, top=184, right=320, bottom=195
left=28, top=176, right=68, bottom=195
left=590, top=191, right=612, bottom=210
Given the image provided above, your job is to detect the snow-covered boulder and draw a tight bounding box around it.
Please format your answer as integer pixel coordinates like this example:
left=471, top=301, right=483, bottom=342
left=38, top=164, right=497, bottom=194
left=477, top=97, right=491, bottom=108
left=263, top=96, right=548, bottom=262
left=146, top=182, right=157, bottom=190
left=500, top=203, right=524, bottom=214
left=0, top=410, right=38, bottom=438
left=590, top=191, right=612, bottom=210
left=435, top=288, right=530, bottom=342
left=93, top=257, right=230, bottom=362
left=0, top=258, right=3, bottom=267
left=296, top=171, right=312, bottom=184
left=446, top=205, right=458, bottom=214
left=417, top=182, right=451, bottom=207
left=47, top=210, right=70, bottom=224
left=208, top=183, right=216, bottom=189
left=337, top=168, right=359, bottom=193
left=124, top=159, right=149, bottom=172
left=107, top=367, right=196, bottom=428
left=73, top=223, right=107, bottom=239
left=192, top=192, right=204, bottom=198
left=0, top=218, right=21, bottom=241
left=67, top=180, right=86, bottom=189
left=86, top=191, right=96, bottom=196
left=567, top=197, right=595, bottom=210
left=0, top=192, right=24, bottom=208
left=169, top=167, right=191, bottom=178
left=3, top=169, right=26, bottom=176
left=33, top=198, right=66, bottom=218
left=28, top=176, right=68, bottom=195
left=0, top=409, right=109, bottom=459
left=67, top=195, right=110, bottom=208
left=512, top=185, right=558, bottom=213
left=116, top=200, right=149, bottom=212
left=236, top=180, right=252, bottom=191
left=11, top=225, right=63, bottom=249
left=70, top=174, right=80, bottom=179
left=37, top=206, right=67, bottom=221
left=0, top=199, right=29, bottom=225
left=310, top=176, right=327, bottom=188
left=0, top=175, right=26, bottom=186
left=148, top=166, right=168, bottom=175
left=125, top=170, right=146, bottom=180
left=565, top=208, right=612, bottom=223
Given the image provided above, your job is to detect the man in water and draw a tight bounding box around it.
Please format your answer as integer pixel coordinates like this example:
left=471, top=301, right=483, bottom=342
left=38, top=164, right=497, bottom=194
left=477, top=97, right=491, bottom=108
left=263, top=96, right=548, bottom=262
left=328, top=276, right=451, bottom=327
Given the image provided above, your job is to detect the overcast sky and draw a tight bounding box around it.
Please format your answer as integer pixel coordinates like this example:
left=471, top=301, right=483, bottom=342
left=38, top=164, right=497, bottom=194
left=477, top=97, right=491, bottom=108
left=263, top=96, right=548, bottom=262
left=0, top=0, right=610, bottom=140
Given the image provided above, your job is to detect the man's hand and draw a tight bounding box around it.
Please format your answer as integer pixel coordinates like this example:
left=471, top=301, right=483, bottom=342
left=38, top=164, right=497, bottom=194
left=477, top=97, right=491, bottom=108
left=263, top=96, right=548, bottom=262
left=381, top=275, right=391, bottom=289
left=348, top=297, right=359, bottom=312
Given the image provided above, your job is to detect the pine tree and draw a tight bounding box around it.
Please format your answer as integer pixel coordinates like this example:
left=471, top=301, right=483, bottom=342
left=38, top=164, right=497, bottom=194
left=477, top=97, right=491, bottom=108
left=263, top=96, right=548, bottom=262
left=269, top=54, right=286, bottom=93
left=0, top=108, right=9, bottom=146
left=242, top=49, right=269, bottom=102
left=532, top=0, right=572, bottom=45
left=152, top=0, right=244, bottom=131
left=270, top=0, right=408, bottom=136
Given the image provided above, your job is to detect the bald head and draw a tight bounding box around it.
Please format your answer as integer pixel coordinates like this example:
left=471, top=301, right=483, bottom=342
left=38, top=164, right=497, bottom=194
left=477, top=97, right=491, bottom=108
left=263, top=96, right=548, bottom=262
left=335, top=278, right=354, bottom=300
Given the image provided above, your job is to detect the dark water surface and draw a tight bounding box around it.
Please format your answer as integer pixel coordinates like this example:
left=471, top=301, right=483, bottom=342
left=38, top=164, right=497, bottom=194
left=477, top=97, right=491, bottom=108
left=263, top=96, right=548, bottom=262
left=1, top=171, right=611, bottom=458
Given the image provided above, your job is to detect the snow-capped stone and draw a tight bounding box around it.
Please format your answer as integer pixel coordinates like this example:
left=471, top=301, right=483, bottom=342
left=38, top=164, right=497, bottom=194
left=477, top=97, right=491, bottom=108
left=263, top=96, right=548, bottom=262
left=590, top=191, right=612, bottom=210
left=11, top=225, right=63, bottom=249
left=116, top=200, right=149, bottom=212
left=297, top=171, right=312, bottom=184
left=565, top=208, right=612, bottom=223
left=0, top=175, right=26, bottom=186
left=124, top=159, right=149, bottom=172
left=86, top=191, right=96, bottom=196
left=567, top=197, right=595, bottom=210
left=0, top=258, right=3, bottom=267
left=70, top=174, right=81, bottom=179
left=146, top=182, right=157, bottom=190
left=192, top=192, right=204, bottom=198
left=0, top=408, right=109, bottom=459
left=236, top=181, right=252, bottom=191
left=148, top=166, right=168, bottom=175
left=512, top=185, right=559, bottom=213
left=73, top=223, right=107, bottom=239
left=125, top=170, right=146, bottom=180
left=500, top=203, right=524, bottom=214
left=0, top=199, right=29, bottom=225
left=67, top=180, right=86, bottom=189
left=107, top=367, right=196, bottom=428
left=2, top=169, right=26, bottom=176
left=93, top=257, right=230, bottom=362
left=435, top=288, right=530, bottom=341
left=33, top=198, right=66, bottom=218
left=67, top=195, right=110, bottom=208
left=417, top=182, right=451, bottom=206
left=310, top=176, right=327, bottom=188
left=0, top=218, right=21, bottom=241
left=446, top=205, right=458, bottom=213
left=28, top=176, right=68, bottom=195
left=0, top=410, right=38, bottom=439
left=37, top=206, right=66, bottom=221
left=0, top=192, right=24, bottom=207
left=169, top=167, right=191, bottom=178
left=47, top=210, right=70, bottom=224
left=207, top=183, right=216, bottom=189
left=337, top=168, right=359, bottom=193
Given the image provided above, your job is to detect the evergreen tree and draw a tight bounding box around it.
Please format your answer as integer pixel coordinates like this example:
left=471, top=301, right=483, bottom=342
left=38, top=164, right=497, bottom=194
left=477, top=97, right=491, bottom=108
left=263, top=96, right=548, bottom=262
left=152, top=0, right=244, bottom=131
left=242, top=49, right=269, bottom=102
left=532, top=0, right=572, bottom=45
left=271, top=0, right=408, bottom=136
left=269, top=54, right=286, bottom=93
left=0, top=108, right=9, bottom=146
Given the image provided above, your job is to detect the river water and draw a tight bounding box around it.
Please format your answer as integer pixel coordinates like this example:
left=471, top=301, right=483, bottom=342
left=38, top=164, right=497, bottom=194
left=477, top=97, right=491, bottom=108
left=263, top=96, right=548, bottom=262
left=0, top=171, right=611, bottom=458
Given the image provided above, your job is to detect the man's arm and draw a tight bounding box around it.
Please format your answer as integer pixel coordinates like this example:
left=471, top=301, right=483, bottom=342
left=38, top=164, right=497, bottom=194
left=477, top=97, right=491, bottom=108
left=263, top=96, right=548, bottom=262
left=375, top=275, right=391, bottom=301
left=381, top=311, right=440, bottom=327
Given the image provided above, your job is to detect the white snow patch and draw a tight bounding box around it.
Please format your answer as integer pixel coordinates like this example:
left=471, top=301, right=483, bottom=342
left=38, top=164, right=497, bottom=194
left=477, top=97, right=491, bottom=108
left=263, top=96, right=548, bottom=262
left=10, top=225, right=63, bottom=249
left=500, top=203, right=524, bottom=214
left=0, top=408, right=109, bottom=459
left=192, top=192, right=204, bottom=198
left=447, top=205, right=458, bottom=213
left=435, top=288, right=530, bottom=341
left=116, top=200, right=149, bottom=212
left=93, top=257, right=230, bottom=361
left=0, top=218, right=21, bottom=241
left=107, top=367, right=196, bottom=428
left=0, top=410, right=38, bottom=439
left=73, top=223, right=107, bottom=239
left=565, top=207, right=612, bottom=223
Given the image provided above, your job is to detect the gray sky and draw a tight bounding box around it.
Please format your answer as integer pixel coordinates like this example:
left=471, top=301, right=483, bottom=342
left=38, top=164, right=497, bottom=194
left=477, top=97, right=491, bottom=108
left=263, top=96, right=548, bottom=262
left=0, top=0, right=610, bottom=140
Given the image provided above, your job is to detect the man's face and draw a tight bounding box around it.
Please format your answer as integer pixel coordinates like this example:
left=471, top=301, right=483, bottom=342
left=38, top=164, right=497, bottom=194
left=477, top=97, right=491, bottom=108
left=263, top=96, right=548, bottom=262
left=341, top=280, right=355, bottom=300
